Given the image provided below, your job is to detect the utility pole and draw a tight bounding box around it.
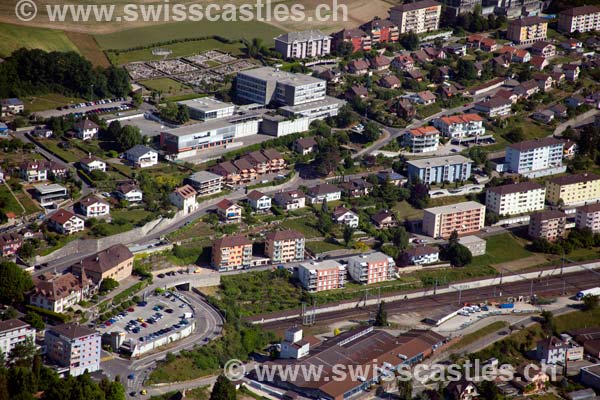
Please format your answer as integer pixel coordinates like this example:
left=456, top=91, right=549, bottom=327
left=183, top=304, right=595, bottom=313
left=530, top=280, right=534, bottom=297
left=458, top=288, right=462, bottom=305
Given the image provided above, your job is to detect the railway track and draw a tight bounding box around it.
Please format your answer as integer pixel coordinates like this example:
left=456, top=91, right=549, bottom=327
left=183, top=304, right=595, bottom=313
left=255, top=269, right=600, bottom=331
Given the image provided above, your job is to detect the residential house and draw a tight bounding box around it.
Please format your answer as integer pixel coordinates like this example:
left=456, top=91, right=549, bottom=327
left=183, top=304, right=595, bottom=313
left=346, top=85, right=369, bottom=101
left=531, top=41, right=556, bottom=58
left=115, top=181, right=143, bottom=203
left=169, top=185, right=198, bottom=213
left=423, top=47, right=446, bottom=60
left=550, top=103, right=568, bottom=118
left=232, top=158, right=257, bottom=183
left=407, top=69, right=424, bottom=81
left=216, top=199, right=243, bottom=223
left=409, top=90, right=436, bottom=105
left=211, top=235, right=253, bottom=271
left=47, top=209, right=84, bottom=235
left=274, top=190, right=306, bottom=211
left=265, top=230, right=305, bottom=264
left=19, top=160, right=49, bottom=183
left=531, top=55, right=549, bottom=71
left=332, top=206, right=359, bottom=228
left=360, top=19, right=399, bottom=44
left=394, top=98, right=416, bottom=120
left=77, top=195, right=110, bottom=218
left=124, top=145, right=159, bottom=168
left=513, top=364, right=549, bottom=394
left=211, top=161, right=241, bottom=185
left=533, top=73, right=554, bottom=92
left=446, top=378, right=479, bottom=400
left=378, top=75, right=401, bottom=89
left=73, top=119, right=99, bottom=140
left=566, top=94, right=585, bottom=108
left=31, top=126, right=53, bottom=138
left=371, top=210, right=398, bottom=229
left=473, top=96, right=512, bottom=117
left=562, top=139, right=577, bottom=158
left=528, top=210, right=567, bottom=242
left=306, top=184, right=341, bottom=204
left=317, top=69, right=341, bottom=84
left=347, top=252, right=396, bottom=284
left=392, top=54, right=415, bottom=71
left=0, top=98, right=24, bottom=117
left=79, top=156, right=106, bottom=173
left=294, top=137, right=318, bottom=155
left=247, top=190, right=271, bottom=212
left=551, top=71, right=566, bottom=85
left=333, top=28, right=371, bottom=53
left=346, top=59, right=370, bottom=75
left=261, top=149, right=286, bottom=172
left=563, top=64, right=581, bottom=82
left=0, top=320, right=36, bottom=358
left=369, top=56, right=390, bottom=71
left=30, top=272, right=93, bottom=313
left=377, top=170, right=407, bottom=186
left=339, top=178, right=373, bottom=198
left=71, top=243, right=134, bottom=283
left=401, top=246, right=440, bottom=266
left=467, top=34, right=497, bottom=52
left=533, top=109, right=555, bottom=124
left=514, top=80, right=540, bottom=98
left=445, top=43, right=466, bottom=57
left=432, top=114, right=485, bottom=140
left=0, top=232, right=22, bottom=257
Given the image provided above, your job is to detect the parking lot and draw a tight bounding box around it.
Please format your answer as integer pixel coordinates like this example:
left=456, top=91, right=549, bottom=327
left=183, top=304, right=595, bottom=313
left=98, top=290, right=195, bottom=345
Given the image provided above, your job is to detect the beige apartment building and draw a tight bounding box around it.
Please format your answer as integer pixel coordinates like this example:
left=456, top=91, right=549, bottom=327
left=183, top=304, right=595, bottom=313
left=528, top=210, right=566, bottom=242
left=422, top=201, right=485, bottom=239
left=576, top=202, right=600, bottom=233
left=558, top=6, right=600, bottom=33
left=71, top=244, right=134, bottom=284
left=211, top=235, right=253, bottom=272
left=389, top=0, right=441, bottom=34
left=265, top=230, right=305, bottom=264
left=546, top=173, right=600, bottom=206
left=507, top=17, right=548, bottom=45
left=298, top=260, right=346, bottom=292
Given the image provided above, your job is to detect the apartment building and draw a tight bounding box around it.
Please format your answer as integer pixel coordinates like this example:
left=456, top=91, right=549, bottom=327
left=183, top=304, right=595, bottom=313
left=332, top=28, right=372, bottom=53
left=71, top=244, right=134, bottom=284
left=30, top=272, right=93, bottom=313
left=422, top=201, right=486, bottom=239
left=298, top=260, right=346, bottom=292
left=45, top=323, right=101, bottom=376
left=185, top=171, right=223, bottom=196
left=558, top=6, right=600, bottom=33
left=507, top=16, right=548, bottom=45
left=432, top=114, right=485, bottom=140
left=528, top=210, right=566, bottom=242
left=576, top=203, right=600, bottom=232
left=211, top=235, right=253, bottom=271
left=360, top=19, right=400, bottom=44
left=485, top=181, right=546, bottom=216
left=505, top=137, right=564, bottom=175
left=546, top=173, right=600, bottom=206
left=265, top=230, right=305, bottom=264
left=407, top=155, right=473, bottom=184
left=389, top=0, right=442, bottom=34
left=274, top=30, right=332, bottom=59
left=473, top=96, right=512, bottom=117
left=347, top=252, right=396, bottom=284
left=403, top=126, right=440, bottom=153
left=236, top=67, right=326, bottom=106
left=0, top=320, right=35, bottom=357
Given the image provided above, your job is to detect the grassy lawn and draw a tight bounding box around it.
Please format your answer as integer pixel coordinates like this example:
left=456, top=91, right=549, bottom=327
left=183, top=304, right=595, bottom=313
left=450, top=321, right=508, bottom=350
left=280, top=217, right=322, bottom=238
left=95, top=21, right=284, bottom=50
left=417, top=103, right=442, bottom=119
left=428, top=195, right=471, bottom=207
left=38, top=139, right=87, bottom=162
left=106, top=38, right=244, bottom=65
left=13, top=190, right=40, bottom=215
left=168, top=220, right=215, bottom=242
left=166, top=240, right=211, bottom=265
left=0, top=184, right=24, bottom=215
left=23, top=93, right=86, bottom=113
left=139, top=78, right=193, bottom=97
left=554, top=308, right=600, bottom=333
left=111, top=209, right=153, bottom=224
left=0, top=22, right=79, bottom=58
left=467, top=233, right=532, bottom=269
left=305, top=240, right=346, bottom=254
left=147, top=357, right=214, bottom=385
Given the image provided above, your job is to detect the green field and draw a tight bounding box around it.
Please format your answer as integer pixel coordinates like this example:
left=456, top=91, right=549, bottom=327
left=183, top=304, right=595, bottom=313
left=0, top=184, right=24, bottom=216
left=305, top=240, right=346, bottom=254
left=468, top=233, right=532, bottom=269
left=23, top=93, right=86, bottom=113
left=107, top=38, right=244, bottom=65
left=450, top=321, right=508, bottom=350
left=280, top=217, right=322, bottom=238
left=139, top=78, right=193, bottom=96
left=95, top=21, right=285, bottom=50
left=0, top=23, right=79, bottom=58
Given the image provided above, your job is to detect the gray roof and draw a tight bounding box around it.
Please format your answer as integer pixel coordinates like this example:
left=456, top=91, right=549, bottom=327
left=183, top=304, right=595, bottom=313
left=187, top=170, right=222, bottom=183
left=178, top=97, right=235, bottom=112
left=125, top=144, right=157, bottom=159
left=407, top=155, right=472, bottom=169
left=275, top=30, right=330, bottom=44
left=49, top=323, right=98, bottom=340
left=238, top=67, right=324, bottom=87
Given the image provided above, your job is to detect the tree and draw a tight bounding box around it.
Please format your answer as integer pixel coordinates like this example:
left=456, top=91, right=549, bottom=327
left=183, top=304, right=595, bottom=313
left=445, top=242, right=472, bottom=267
left=396, top=379, right=412, bottom=400
left=391, top=227, right=409, bottom=250
left=343, top=225, right=355, bottom=247
left=24, top=312, right=45, bottom=331
left=363, top=121, right=381, bottom=142
left=335, top=41, right=355, bottom=58
left=17, top=242, right=35, bottom=260
left=9, top=338, right=37, bottom=367
left=99, top=278, right=119, bottom=295
left=506, top=127, right=525, bottom=143
left=456, top=59, right=477, bottom=81
left=540, top=310, right=554, bottom=334
left=210, top=375, right=236, bottom=400
left=583, top=295, right=599, bottom=311
left=374, top=301, right=388, bottom=326
left=479, top=380, right=499, bottom=400
left=115, top=125, right=142, bottom=151
left=0, top=261, right=33, bottom=303
left=400, top=31, right=419, bottom=51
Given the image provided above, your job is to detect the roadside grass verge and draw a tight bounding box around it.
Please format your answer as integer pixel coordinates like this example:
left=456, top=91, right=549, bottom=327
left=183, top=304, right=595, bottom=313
left=450, top=321, right=508, bottom=350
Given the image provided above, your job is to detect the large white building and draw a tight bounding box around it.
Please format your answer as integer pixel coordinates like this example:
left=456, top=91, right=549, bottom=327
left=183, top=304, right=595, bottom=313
left=389, top=0, right=442, bottom=34
left=505, top=137, right=564, bottom=175
left=432, top=114, right=485, bottom=139
left=274, top=30, right=332, bottom=59
left=485, top=181, right=546, bottom=216
left=403, top=126, right=440, bottom=153
left=407, top=155, right=472, bottom=184
left=558, top=5, right=600, bottom=34
left=45, top=323, right=101, bottom=377
left=178, top=97, right=236, bottom=121
left=0, top=319, right=35, bottom=357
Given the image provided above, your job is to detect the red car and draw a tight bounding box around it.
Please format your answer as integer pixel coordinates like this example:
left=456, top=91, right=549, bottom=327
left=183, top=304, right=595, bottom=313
left=141, top=323, right=148, bottom=328
left=105, top=321, right=112, bottom=326
left=127, top=307, right=135, bottom=312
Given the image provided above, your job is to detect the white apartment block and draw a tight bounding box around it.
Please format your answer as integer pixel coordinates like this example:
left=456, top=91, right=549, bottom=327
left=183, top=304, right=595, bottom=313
left=347, top=252, right=396, bottom=285
left=558, top=6, right=600, bottom=33
left=298, top=260, right=346, bottom=292
left=0, top=320, right=35, bottom=357
left=505, top=137, right=564, bottom=175
left=389, top=0, right=442, bottom=34
left=432, top=114, right=485, bottom=139
left=403, top=126, right=440, bottom=153
left=486, top=181, right=546, bottom=216
left=576, top=203, right=600, bottom=232
left=275, top=30, right=332, bottom=59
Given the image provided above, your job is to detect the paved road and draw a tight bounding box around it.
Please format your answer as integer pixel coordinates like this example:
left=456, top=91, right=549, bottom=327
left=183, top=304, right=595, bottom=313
left=554, top=108, right=600, bottom=136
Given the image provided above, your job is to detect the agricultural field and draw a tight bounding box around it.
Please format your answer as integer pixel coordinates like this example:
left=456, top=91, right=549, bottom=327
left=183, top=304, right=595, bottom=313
left=106, top=39, right=244, bottom=65
left=65, top=31, right=111, bottom=67
left=0, top=23, right=79, bottom=58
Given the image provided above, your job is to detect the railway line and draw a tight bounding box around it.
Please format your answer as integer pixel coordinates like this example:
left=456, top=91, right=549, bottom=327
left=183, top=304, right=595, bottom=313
left=255, top=269, right=600, bottom=331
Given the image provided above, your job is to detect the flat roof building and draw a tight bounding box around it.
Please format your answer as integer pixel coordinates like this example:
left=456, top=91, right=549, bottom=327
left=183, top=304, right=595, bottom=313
left=298, top=260, right=346, bottom=292
left=178, top=97, right=235, bottom=121
left=423, top=201, right=485, bottom=239
left=45, top=323, right=100, bottom=376
left=486, top=181, right=546, bottom=216
left=407, top=155, right=472, bottom=184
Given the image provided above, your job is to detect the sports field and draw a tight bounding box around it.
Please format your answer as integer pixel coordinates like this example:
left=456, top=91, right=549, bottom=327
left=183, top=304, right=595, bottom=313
left=0, top=22, right=79, bottom=58
left=106, top=38, right=244, bottom=65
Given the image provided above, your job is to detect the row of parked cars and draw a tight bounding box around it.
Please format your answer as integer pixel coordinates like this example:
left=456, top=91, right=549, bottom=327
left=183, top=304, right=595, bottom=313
left=59, top=97, right=127, bottom=110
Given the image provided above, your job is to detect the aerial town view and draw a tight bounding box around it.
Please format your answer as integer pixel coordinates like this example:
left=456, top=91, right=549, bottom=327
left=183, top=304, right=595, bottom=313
left=2, top=0, right=600, bottom=399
